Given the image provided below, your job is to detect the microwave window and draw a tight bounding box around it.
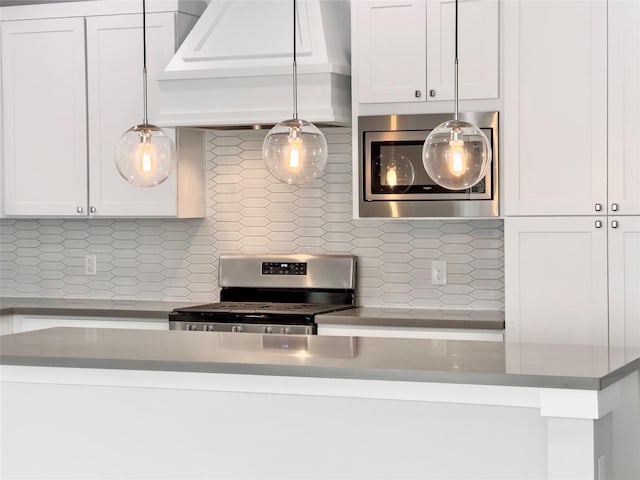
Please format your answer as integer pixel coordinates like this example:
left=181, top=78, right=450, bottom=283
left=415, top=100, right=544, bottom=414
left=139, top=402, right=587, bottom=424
left=371, top=140, right=485, bottom=194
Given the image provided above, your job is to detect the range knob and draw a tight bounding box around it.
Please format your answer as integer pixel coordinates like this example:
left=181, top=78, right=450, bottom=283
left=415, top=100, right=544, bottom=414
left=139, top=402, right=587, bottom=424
left=232, top=325, right=244, bottom=333
left=283, top=327, right=291, bottom=335
left=187, top=324, right=197, bottom=331
left=204, top=325, right=215, bottom=332
left=263, top=326, right=273, bottom=334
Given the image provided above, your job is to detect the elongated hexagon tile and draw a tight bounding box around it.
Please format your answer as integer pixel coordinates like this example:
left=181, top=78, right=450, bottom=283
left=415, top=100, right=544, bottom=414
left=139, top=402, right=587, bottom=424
left=0, top=128, right=504, bottom=308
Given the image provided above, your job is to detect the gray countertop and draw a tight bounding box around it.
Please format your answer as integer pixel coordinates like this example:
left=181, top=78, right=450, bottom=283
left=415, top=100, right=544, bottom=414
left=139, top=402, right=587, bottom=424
left=1, top=297, right=504, bottom=330
left=0, top=297, right=199, bottom=318
left=2, top=327, right=638, bottom=391
left=316, top=307, right=505, bottom=330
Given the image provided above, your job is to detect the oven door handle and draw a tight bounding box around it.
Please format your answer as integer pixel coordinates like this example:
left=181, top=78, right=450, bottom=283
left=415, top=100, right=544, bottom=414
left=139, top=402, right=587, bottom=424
left=243, top=314, right=267, bottom=319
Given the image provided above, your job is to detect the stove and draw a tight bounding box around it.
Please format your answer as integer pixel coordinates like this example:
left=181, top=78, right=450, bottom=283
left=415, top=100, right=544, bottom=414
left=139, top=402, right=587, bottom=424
left=169, top=254, right=357, bottom=334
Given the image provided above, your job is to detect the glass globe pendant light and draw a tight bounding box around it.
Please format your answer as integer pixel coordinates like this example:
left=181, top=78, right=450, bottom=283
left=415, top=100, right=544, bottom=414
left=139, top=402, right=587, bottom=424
left=115, top=0, right=177, bottom=188
left=262, top=0, right=328, bottom=185
left=422, top=0, right=491, bottom=191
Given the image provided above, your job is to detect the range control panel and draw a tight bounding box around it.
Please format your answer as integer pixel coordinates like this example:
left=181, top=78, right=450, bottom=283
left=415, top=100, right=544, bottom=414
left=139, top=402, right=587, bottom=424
left=261, top=262, right=307, bottom=276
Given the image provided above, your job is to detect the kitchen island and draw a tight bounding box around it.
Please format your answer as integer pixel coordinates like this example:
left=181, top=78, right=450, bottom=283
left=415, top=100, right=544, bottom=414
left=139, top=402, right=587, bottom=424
left=1, top=327, right=639, bottom=479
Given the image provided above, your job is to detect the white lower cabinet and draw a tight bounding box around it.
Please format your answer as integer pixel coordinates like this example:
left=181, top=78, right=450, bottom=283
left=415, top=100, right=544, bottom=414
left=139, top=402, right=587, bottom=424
left=505, top=216, right=640, bottom=346
left=608, top=217, right=640, bottom=354
left=318, top=324, right=504, bottom=342
left=9, top=314, right=168, bottom=334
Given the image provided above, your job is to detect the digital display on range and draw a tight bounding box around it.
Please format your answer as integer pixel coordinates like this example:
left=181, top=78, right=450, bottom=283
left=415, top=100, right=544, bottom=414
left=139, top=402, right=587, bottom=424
left=261, top=262, right=307, bottom=275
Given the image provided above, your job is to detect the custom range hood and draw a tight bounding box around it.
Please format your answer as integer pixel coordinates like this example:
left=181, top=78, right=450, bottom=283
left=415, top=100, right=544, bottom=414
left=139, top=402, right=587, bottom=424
left=157, top=0, right=351, bottom=128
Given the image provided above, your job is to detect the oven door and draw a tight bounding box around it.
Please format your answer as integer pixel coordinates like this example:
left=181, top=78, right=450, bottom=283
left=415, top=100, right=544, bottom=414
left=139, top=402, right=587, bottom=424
left=364, top=130, right=492, bottom=202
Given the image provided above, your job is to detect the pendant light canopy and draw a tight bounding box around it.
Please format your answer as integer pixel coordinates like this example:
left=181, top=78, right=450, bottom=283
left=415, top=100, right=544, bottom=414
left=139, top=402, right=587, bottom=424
left=115, top=0, right=177, bottom=188
left=422, top=0, right=491, bottom=190
left=262, top=0, right=328, bottom=185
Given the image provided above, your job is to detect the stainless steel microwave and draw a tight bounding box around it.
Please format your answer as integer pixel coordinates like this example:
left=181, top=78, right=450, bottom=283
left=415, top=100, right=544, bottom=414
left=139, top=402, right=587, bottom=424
left=358, top=111, right=499, bottom=218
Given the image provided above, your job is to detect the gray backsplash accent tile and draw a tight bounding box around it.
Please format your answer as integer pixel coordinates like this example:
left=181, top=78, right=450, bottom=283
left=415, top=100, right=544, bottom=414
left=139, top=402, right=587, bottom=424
left=0, top=128, right=504, bottom=309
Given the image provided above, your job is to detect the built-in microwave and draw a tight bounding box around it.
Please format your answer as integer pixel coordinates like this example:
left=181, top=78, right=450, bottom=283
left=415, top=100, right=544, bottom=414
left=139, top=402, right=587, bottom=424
left=358, top=111, right=499, bottom=218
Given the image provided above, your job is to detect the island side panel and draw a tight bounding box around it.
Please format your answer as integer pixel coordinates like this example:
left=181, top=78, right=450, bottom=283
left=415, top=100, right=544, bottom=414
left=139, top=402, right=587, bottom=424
left=1, top=372, right=548, bottom=479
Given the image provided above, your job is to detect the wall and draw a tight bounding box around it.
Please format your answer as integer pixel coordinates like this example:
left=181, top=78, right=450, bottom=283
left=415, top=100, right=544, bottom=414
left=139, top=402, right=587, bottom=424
left=0, top=128, right=504, bottom=309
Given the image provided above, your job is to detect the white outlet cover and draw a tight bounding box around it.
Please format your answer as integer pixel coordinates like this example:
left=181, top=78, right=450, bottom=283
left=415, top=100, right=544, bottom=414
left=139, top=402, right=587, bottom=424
left=431, top=260, right=446, bottom=285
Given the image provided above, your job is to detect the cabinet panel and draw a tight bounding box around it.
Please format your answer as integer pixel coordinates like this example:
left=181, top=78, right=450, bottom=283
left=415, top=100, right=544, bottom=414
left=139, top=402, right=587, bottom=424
left=608, top=217, right=640, bottom=354
left=608, top=0, right=640, bottom=215
left=86, top=13, right=178, bottom=217
left=426, top=0, right=499, bottom=101
left=1, top=18, right=88, bottom=216
left=505, top=217, right=608, bottom=345
left=357, top=0, right=426, bottom=103
left=504, top=0, right=607, bottom=215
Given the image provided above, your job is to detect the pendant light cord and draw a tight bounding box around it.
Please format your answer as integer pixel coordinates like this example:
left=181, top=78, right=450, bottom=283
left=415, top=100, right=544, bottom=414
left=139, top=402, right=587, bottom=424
left=454, top=0, right=459, bottom=121
left=292, top=0, right=298, bottom=120
left=142, top=0, right=149, bottom=125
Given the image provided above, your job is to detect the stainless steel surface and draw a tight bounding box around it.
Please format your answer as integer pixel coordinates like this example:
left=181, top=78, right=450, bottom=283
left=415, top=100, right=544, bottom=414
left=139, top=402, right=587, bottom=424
left=612, top=203, right=619, bottom=212
left=612, top=220, right=619, bottom=229
left=595, top=203, right=602, bottom=211
left=169, top=321, right=313, bottom=335
left=357, top=111, right=499, bottom=218
left=3, top=327, right=640, bottom=390
left=595, top=220, right=603, bottom=228
left=218, top=254, right=356, bottom=289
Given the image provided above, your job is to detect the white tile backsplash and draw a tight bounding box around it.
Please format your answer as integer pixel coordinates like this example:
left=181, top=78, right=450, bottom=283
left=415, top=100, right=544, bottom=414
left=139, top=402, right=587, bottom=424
left=0, top=127, right=504, bottom=308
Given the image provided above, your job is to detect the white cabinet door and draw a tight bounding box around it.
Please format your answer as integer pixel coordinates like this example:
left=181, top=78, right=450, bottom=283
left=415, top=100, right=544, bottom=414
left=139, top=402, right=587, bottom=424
left=505, top=217, right=609, bottom=345
left=356, top=0, right=427, bottom=103
left=608, top=217, right=640, bottom=353
left=1, top=17, right=88, bottom=216
left=503, top=0, right=608, bottom=216
left=608, top=0, right=640, bottom=216
left=425, top=0, right=499, bottom=101
left=86, top=13, right=178, bottom=217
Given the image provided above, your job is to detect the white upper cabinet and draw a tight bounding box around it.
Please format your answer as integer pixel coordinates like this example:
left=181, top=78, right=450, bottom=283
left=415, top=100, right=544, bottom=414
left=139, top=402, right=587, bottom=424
left=1, top=1, right=206, bottom=218
left=425, top=0, right=499, bottom=101
left=356, top=1, right=427, bottom=103
left=1, top=18, right=88, bottom=216
left=86, top=13, right=180, bottom=217
left=355, top=0, right=499, bottom=105
left=608, top=0, right=640, bottom=216
left=503, top=0, right=609, bottom=216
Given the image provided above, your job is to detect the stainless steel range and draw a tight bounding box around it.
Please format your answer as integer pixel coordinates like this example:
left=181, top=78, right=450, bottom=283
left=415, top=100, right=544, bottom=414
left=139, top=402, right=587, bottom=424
left=169, top=254, right=356, bottom=334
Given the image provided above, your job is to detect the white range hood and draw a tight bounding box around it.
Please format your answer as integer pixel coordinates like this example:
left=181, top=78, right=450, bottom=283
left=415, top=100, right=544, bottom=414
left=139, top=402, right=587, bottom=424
left=157, top=0, right=351, bottom=128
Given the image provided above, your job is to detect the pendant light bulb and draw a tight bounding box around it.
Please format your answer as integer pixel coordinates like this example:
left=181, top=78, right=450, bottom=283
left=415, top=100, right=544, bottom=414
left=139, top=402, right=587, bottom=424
left=115, top=0, right=176, bottom=188
left=262, top=0, right=327, bottom=184
left=422, top=0, right=491, bottom=190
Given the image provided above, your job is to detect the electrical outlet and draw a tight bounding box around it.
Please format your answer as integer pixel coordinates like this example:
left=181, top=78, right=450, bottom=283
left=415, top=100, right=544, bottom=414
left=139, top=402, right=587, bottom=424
left=85, top=255, right=97, bottom=276
left=431, top=260, right=446, bottom=285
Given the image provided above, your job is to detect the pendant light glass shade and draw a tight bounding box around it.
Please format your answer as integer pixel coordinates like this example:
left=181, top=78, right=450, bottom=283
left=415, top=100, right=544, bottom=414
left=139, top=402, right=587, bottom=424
left=421, top=0, right=491, bottom=190
left=115, top=125, right=177, bottom=188
left=115, top=0, right=176, bottom=188
left=422, top=120, right=491, bottom=190
left=262, top=0, right=328, bottom=184
left=263, top=119, right=328, bottom=185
